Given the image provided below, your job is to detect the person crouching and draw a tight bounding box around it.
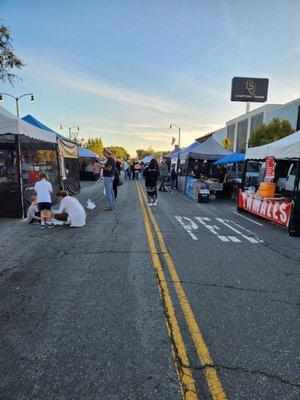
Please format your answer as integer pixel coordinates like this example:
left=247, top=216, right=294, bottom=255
left=54, top=190, right=86, bottom=227
left=26, top=196, right=41, bottom=224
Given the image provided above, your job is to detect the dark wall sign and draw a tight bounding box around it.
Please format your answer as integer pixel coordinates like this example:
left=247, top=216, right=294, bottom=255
left=231, top=77, right=269, bottom=102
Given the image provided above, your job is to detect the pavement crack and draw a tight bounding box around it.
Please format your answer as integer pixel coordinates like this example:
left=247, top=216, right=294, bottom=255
left=186, top=363, right=300, bottom=388
left=0, top=265, right=21, bottom=276
left=262, top=241, right=300, bottom=263
left=164, top=279, right=282, bottom=294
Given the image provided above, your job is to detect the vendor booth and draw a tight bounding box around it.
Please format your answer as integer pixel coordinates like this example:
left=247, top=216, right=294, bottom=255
left=238, top=131, right=300, bottom=235
left=0, top=107, right=58, bottom=218
left=22, top=115, right=80, bottom=195
left=78, top=146, right=100, bottom=180
left=178, top=137, right=231, bottom=201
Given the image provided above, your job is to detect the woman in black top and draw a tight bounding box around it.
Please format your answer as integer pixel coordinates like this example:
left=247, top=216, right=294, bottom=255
left=143, top=159, right=159, bottom=207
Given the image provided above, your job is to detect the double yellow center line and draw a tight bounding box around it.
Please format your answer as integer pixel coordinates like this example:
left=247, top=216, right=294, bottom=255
left=136, top=182, right=227, bottom=400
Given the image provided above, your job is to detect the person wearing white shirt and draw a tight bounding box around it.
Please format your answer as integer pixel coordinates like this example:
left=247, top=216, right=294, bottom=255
left=54, top=190, right=86, bottom=228
left=34, top=173, right=53, bottom=229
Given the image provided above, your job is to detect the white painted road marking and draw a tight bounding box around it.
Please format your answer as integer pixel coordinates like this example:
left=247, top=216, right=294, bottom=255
left=233, top=211, right=264, bottom=226
left=175, top=216, right=263, bottom=244
left=175, top=216, right=198, bottom=240
left=216, top=218, right=261, bottom=244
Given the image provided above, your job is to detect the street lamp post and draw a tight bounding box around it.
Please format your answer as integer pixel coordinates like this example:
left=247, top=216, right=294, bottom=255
left=169, top=124, right=181, bottom=185
left=60, top=124, right=80, bottom=140
left=169, top=123, right=181, bottom=149
left=0, top=92, right=35, bottom=218
left=0, top=93, right=35, bottom=118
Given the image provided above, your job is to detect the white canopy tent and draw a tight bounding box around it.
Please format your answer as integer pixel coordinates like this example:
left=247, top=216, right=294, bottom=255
left=0, top=105, right=57, bottom=143
left=180, top=136, right=231, bottom=161
left=246, top=131, right=300, bottom=160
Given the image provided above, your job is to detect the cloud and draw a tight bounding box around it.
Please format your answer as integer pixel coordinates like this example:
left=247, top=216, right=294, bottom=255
left=26, top=58, right=191, bottom=115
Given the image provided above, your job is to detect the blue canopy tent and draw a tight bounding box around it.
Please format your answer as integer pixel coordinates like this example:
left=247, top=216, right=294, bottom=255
left=78, top=146, right=99, bottom=159
left=213, top=152, right=245, bottom=165
left=22, top=114, right=81, bottom=193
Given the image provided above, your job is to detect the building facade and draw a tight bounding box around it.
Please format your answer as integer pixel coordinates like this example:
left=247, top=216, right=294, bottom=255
left=196, top=98, right=300, bottom=153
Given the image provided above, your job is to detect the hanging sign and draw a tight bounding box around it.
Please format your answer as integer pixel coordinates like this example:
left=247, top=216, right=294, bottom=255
left=265, top=156, right=276, bottom=179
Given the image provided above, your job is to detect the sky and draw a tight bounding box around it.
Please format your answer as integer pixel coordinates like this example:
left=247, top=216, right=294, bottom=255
left=1, top=0, right=300, bottom=156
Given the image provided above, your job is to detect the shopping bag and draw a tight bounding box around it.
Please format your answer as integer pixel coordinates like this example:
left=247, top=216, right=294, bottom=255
left=86, top=198, right=96, bottom=210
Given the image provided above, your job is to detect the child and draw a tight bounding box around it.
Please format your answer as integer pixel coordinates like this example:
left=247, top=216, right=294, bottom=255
left=26, top=196, right=41, bottom=224
left=34, top=173, right=53, bottom=229
left=170, top=165, right=177, bottom=189
left=143, top=158, right=159, bottom=207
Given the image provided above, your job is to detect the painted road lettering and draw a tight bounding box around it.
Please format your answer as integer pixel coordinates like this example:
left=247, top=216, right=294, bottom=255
left=175, top=216, right=263, bottom=244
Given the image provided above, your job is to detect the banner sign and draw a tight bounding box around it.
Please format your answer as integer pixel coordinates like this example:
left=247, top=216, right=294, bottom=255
left=265, top=156, right=276, bottom=179
left=238, top=191, right=292, bottom=227
left=185, top=176, right=201, bottom=201
left=231, top=77, right=269, bottom=102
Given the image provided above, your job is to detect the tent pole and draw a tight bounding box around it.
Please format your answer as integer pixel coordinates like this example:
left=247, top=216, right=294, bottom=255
left=15, top=135, right=25, bottom=218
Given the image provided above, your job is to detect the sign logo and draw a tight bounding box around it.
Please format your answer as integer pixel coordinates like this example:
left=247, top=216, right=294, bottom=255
left=246, top=80, right=256, bottom=96
left=231, top=77, right=269, bottom=103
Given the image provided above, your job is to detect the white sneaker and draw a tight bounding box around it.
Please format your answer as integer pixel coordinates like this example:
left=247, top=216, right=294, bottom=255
left=148, top=203, right=153, bottom=207
left=153, top=201, right=157, bottom=207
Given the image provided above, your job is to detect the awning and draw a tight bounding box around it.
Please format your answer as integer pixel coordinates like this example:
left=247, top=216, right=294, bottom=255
left=214, top=152, right=245, bottom=165
left=0, top=106, right=56, bottom=143
left=78, top=146, right=99, bottom=158
left=245, top=131, right=300, bottom=160
left=22, top=114, right=79, bottom=158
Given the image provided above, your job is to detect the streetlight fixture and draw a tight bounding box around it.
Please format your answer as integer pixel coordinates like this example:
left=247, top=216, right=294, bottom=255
left=0, top=92, right=35, bottom=118
left=60, top=124, right=80, bottom=140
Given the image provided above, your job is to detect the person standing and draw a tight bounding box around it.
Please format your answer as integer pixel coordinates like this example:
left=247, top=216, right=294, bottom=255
left=92, top=159, right=102, bottom=183
left=34, top=172, right=53, bottom=229
left=130, top=163, right=135, bottom=180
left=170, top=165, right=177, bottom=189
left=143, top=158, right=159, bottom=207
left=134, top=162, right=141, bottom=180
left=123, top=160, right=129, bottom=179
left=103, top=148, right=116, bottom=211
left=159, top=160, right=168, bottom=192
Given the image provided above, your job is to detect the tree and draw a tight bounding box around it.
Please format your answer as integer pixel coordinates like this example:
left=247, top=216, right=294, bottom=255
left=153, top=150, right=169, bottom=159
left=110, top=146, right=130, bottom=160
left=84, top=137, right=104, bottom=156
left=136, top=147, right=155, bottom=160
left=0, top=25, right=25, bottom=84
left=249, top=118, right=294, bottom=147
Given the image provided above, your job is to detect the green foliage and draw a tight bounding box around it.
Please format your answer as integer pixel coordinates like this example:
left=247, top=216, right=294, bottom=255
left=0, top=25, right=25, bottom=84
left=136, top=147, right=169, bottom=160
left=249, top=118, right=294, bottom=147
left=136, top=147, right=155, bottom=160
left=153, top=150, right=169, bottom=159
left=84, top=137, right=104, bottom=156
left=110, top=146, right=130, bottom=160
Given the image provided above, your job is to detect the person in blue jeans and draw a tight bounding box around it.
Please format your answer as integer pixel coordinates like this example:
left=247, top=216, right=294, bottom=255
left=103, top=148, right=116, bottom=211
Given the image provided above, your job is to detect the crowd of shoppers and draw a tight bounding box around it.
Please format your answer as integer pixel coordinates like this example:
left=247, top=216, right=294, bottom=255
left=28, top=150, right=177, bottom=228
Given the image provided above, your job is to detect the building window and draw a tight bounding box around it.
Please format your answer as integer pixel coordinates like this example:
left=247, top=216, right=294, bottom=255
left=250, top=113, right=264, bottom=134
left=226, top=124, right=235, bottom=151
left=236, top=119, right=248, bottom=152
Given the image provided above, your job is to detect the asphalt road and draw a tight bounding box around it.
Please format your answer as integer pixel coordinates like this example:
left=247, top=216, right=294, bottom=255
left=0, top=179, right=299, bottom=400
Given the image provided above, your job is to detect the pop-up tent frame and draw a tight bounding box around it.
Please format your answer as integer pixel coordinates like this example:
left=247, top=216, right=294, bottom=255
left=0, top=107, right=57, bottom=218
